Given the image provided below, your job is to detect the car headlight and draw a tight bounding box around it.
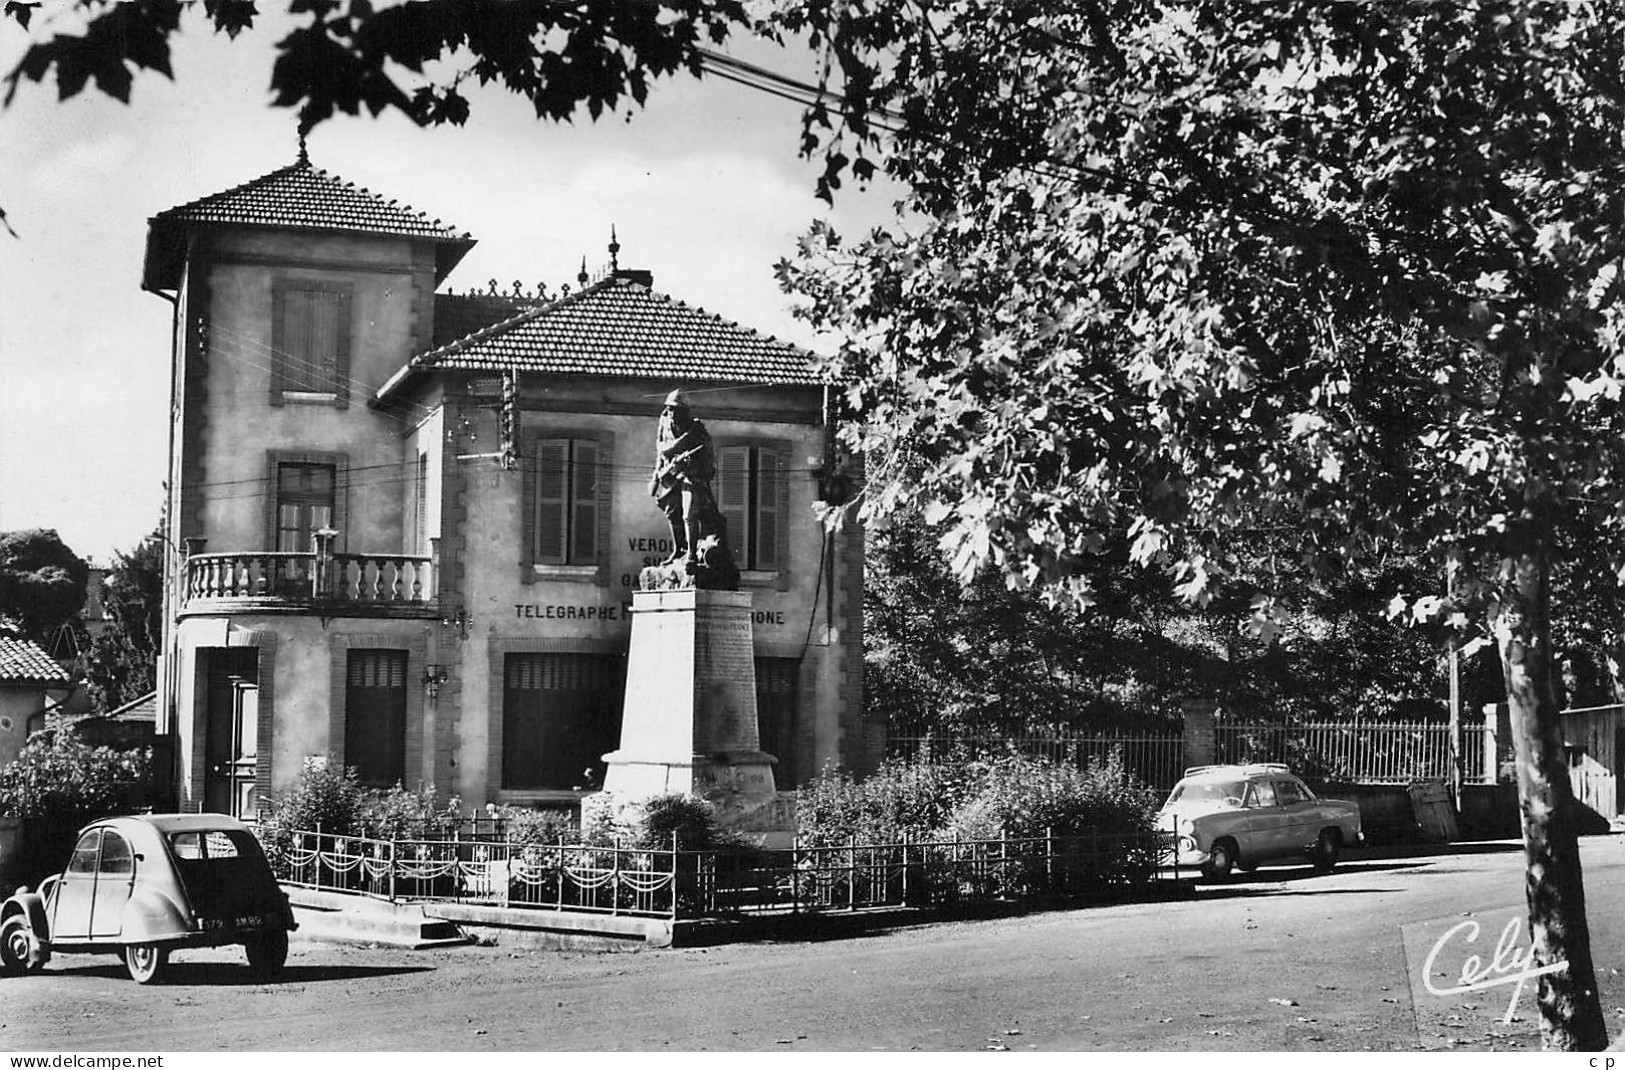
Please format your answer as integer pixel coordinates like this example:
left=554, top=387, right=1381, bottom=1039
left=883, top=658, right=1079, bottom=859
left=1178, top=835, right=1197, bottom=853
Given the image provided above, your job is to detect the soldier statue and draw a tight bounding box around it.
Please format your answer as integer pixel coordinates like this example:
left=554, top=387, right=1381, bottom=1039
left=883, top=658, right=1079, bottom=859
left=647, top=390, right=739, bottom=589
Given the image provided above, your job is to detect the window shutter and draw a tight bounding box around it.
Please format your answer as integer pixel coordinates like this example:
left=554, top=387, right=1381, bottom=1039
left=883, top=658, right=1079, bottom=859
left=718, top=445, right=750, bottom=564
left=756, top=449, right=783, bottom=571
left=534, top=439, right=569, bottom=564
left=270, top=286, right=288, bottom=404
left=571, top=438, right=599, bottom=564
left=413, top=453, right=429, bottom=556
left=331, top=289, right=352, bottom=408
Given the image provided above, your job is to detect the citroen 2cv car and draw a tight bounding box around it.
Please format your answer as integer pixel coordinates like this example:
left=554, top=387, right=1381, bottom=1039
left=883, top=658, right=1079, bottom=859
left=1159, top=764, right=1363, bottom=880
left=0, top=813, right=296, bottom=984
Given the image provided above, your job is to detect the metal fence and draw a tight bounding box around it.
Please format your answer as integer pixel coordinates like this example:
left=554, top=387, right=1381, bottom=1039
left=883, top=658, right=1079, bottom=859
left=1215, top=720, right=1487, bottom=783
left=890, top=720, right=1488, bottom=789
left=262, top=826, right=1172, bottom=920
left=888, top=732, right=1187, bottom=791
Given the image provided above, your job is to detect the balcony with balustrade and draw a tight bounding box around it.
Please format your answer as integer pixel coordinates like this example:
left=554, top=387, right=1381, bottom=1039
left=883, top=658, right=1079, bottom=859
left=180, top=533, right=438, bottom=619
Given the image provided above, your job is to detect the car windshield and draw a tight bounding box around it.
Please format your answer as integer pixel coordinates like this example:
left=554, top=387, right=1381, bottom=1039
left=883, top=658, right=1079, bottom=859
left=1164, top=780, right=1245, bottom=807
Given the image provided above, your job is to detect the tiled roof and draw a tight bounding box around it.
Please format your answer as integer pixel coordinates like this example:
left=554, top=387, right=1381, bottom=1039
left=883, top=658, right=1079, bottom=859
left=381, top=273, right=823, bottom=401
left=432, top=293, right=536, bottom=348
left=0, top=636, right=71, bottom=686
left=143, top=156, right=475, bottom=289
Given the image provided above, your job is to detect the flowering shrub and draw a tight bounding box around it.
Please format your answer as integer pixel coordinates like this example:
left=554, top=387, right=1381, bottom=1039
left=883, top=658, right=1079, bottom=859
left=0, top=733, right=152, bottom=822
left=262, top=761, right=363, bottom=837
left=357, top=782, right=462, bottom=840
left=945, top=750, right=1158, bottom=840
left=794, top=758, right=979, bottom=847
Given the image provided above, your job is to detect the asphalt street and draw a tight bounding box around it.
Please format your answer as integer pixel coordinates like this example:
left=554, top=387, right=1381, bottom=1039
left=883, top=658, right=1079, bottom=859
left=8, top=837, right=1625, bottom=1051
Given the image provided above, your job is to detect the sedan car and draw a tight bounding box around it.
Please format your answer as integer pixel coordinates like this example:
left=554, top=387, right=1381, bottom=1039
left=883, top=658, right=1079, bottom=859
left=1159, top=763, right=1363, bottom=880
left=0, top=813, right=296, bottom=984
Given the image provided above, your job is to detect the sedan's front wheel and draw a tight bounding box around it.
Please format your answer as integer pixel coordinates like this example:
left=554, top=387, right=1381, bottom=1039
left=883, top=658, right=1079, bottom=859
left=124, top=942, right=169, bottom=984
left=1202, top=839, right=1237, bottom=881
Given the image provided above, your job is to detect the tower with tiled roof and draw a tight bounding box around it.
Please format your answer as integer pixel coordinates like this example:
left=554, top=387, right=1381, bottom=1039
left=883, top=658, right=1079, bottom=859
left=143, top=155, right=875, bottom=820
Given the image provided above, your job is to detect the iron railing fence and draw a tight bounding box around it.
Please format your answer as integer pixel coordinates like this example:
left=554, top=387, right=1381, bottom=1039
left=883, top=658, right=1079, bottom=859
left=1215, top=720, right=1488, bottom=784
left=890, top=720, right=1489, bottom=789
left=260, top=827, right=1173, bottom=920
left=887, top=732, right=1187, bottom=792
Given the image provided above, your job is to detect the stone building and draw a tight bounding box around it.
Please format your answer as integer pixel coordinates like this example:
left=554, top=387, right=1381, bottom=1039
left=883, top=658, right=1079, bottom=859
left=143, top=151, right=875, bottom=817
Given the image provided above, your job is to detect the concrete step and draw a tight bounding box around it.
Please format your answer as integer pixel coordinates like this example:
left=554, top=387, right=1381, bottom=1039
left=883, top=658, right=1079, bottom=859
left=285, top=885, right=474, bottom=949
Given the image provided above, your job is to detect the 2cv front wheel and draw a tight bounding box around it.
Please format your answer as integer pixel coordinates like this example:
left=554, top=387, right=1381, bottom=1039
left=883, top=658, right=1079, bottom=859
left=1, top=915, right=41, bottom=975
left=123, top=942, right=169, bottom=984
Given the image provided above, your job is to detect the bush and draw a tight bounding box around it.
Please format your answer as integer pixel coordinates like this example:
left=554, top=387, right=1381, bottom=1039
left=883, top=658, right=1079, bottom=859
left=357, top=782, right=461, bottom=840
left=945, top=750, right=1158, bottom=841
left=795, top=758, right=979, bottom=847
left=0, top=733, right=152, bottom=822
left=262, top=761, right=362, bottom=837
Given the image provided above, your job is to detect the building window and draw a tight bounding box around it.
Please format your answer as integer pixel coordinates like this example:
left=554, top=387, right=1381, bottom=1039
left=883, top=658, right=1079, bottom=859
left=530, top=437, right=601, bottom=566
left=275, top=462, right=335, bottom=552
left=271, top=283, right=352, bottom=404
left=756, top=657, right=800, bottom=789
left=501, top=653, right=624, bottom=791
left=345, top=650, right=407, bottom=788
left=718, top=445, right=786, bottom=571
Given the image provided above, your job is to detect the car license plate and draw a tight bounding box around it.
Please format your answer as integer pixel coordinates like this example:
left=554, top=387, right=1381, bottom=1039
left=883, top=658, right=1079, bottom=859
left=202, top=915, right=264, bottom=931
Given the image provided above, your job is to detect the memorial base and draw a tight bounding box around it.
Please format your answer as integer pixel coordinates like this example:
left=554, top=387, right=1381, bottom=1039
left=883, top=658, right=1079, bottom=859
left=599, top=588, right=789, bottom=840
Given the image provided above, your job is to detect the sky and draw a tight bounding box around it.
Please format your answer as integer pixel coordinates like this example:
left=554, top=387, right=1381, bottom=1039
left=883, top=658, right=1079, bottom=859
left=0, top=10, right=893, bottom=565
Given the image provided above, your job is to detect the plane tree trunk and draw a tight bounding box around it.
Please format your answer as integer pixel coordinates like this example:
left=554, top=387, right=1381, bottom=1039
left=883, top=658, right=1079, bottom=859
left=1495, top=529, right=1608, bottom=1050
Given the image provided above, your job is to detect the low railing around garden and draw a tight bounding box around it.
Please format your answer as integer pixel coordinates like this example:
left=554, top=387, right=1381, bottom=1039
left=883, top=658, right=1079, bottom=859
left=261, top=827, right=1174, bottom=921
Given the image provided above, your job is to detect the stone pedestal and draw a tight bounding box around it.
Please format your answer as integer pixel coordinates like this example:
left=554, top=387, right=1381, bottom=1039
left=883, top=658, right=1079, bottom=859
left=600, top=588, right=778, bottom=804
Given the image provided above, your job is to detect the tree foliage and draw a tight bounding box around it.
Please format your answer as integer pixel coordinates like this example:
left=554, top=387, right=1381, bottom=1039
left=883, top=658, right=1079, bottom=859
left=869, top=511, right=1504, bottom=733
left=85, top=526, right=163, bottom=711
left=0, top=528, right=86, bottom=646
left=3, top=0, right=745, bottom=128
left=773, top=1, right=1625, bottom=1049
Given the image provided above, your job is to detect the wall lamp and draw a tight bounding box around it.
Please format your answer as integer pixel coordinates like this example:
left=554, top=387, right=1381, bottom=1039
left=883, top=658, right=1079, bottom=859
left=422, top=664, right=449, bottom=699
left=441, top=607, right=473, bottom=641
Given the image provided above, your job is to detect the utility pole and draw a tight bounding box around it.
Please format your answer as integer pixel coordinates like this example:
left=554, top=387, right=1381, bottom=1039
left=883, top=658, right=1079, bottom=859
left=1447, top=559, right=1464, bottom=812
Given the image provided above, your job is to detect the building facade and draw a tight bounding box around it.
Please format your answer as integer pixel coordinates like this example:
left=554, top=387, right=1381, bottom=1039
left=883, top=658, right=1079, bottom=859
left=144, top=153, right=875, bottom=817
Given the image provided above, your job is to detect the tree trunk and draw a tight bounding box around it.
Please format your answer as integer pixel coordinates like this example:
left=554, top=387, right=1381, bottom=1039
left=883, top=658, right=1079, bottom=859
left=1495, top=542, right=1608, bottom=1050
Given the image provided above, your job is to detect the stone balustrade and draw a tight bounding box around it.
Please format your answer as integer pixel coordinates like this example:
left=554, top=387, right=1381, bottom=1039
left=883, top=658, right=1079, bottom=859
left=183, top=551, right=436, bottom=613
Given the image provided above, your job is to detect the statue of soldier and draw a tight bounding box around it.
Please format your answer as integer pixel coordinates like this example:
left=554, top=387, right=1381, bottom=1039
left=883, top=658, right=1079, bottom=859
left=648, top=390, right=738, bottom=588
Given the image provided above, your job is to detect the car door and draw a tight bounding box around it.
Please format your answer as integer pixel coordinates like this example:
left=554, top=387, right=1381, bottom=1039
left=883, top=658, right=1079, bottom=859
left=90, top=830, right=136, bottom=939
left=48, top=829, right=102, bottom=941
left=1242, top=780, right=1289, bottom=860
left=1273, top=777, right=1317, bottom=851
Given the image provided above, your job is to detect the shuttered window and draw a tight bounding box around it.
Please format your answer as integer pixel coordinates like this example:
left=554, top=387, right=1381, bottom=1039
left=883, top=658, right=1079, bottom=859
left=532, top=437, right=600, bottom=566
left=717, top=445, right=786, bottom=571
left=271, top=284, right=352, bottom=403
left=346, top=650, right=408, bottom=788
left=502, top=653, right=625, bottom=790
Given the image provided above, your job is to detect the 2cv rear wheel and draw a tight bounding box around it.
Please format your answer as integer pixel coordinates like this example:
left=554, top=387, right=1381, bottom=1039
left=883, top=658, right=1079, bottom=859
left=124, top=942, right=169, bottom=984
left=246, top=929, right=288, bottom=976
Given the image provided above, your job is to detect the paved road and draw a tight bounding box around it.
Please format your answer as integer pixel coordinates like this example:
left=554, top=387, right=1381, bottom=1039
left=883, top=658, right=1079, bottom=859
left=7, top=838, right=1625, bottom=1051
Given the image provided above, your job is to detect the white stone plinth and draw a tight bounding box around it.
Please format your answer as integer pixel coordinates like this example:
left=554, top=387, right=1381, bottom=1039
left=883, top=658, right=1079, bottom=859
left=600, top=588, right=778, bottom=803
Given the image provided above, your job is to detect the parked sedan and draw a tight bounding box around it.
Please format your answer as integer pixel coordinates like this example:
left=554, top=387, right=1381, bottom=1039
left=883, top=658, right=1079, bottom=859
left=1159, top=764, right=1363, bottom=880
left=0, top=813, right=296, bottom=984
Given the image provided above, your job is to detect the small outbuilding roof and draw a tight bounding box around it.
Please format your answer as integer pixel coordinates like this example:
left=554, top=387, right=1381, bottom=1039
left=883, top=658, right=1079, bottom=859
left=0, top=636, right=71, bottom=687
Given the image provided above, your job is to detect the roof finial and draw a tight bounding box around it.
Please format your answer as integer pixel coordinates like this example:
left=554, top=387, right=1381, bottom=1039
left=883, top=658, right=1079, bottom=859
left=608, top=225, right=620, bottom=272
left=577, top=256, right=589, bottom=285
left=296, top=112, right=312, bottom=165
